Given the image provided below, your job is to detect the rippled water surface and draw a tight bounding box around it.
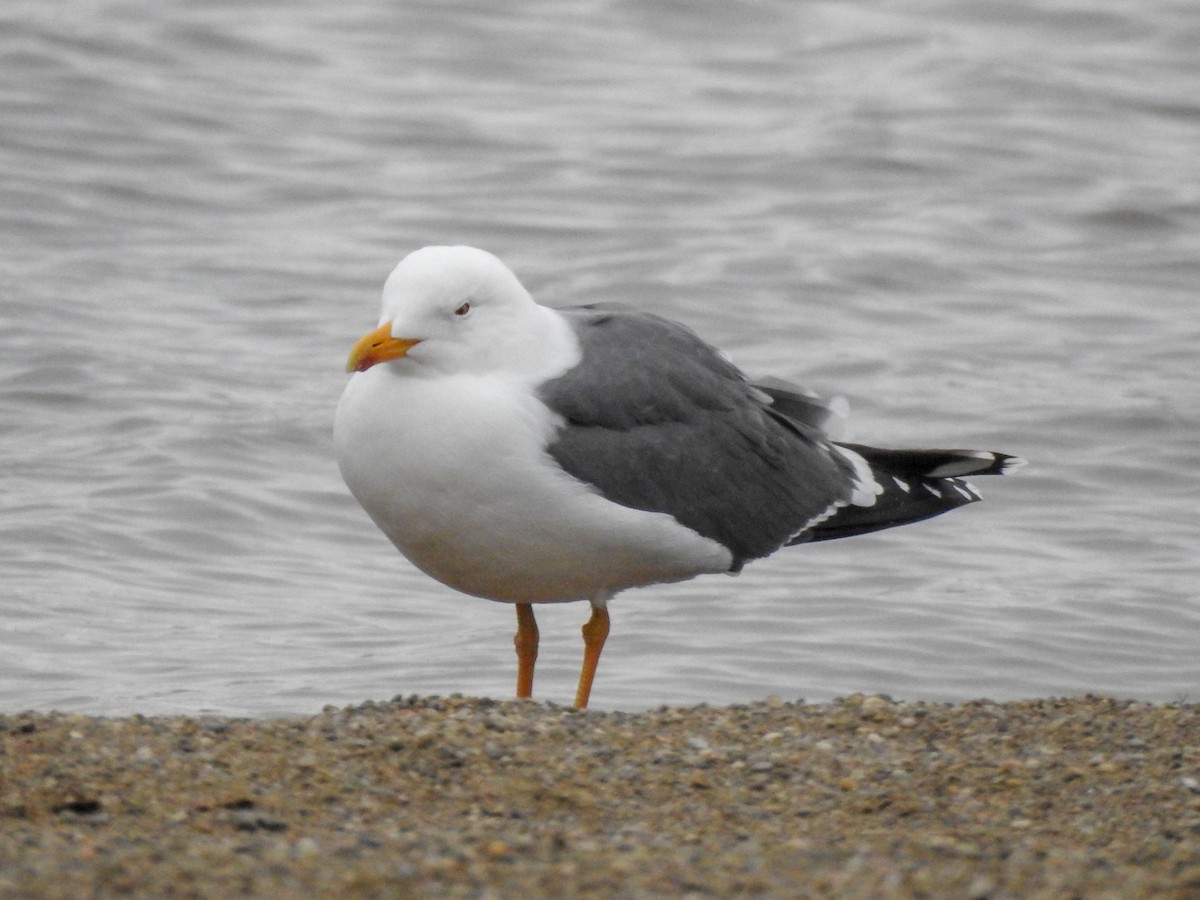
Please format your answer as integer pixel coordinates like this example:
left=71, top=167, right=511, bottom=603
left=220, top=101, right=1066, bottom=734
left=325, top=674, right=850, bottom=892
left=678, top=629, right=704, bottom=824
left=3, top=0, right=1198, bottom=715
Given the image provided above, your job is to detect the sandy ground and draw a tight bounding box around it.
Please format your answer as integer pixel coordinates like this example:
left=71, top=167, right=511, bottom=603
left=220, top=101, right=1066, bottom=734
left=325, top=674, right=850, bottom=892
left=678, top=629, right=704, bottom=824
left=2, top=694, right=1199, bottom=898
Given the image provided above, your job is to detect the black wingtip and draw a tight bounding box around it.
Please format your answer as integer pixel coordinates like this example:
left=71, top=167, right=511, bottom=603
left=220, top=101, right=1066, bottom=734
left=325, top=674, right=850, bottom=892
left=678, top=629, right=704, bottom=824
left=840, top=445, right=1025, bottom=479
left=793, top=445, right=1021, bottom=545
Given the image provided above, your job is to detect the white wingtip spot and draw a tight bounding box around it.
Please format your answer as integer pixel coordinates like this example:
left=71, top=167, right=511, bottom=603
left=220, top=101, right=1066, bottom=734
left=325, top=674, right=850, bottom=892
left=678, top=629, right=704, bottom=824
left=1001, top=456, right=1027, bottom=474
left=789, top=444, right=884, bottom=541
left=832, top=445, right=883, bottom=508
left=892, top=476, right=910, bottom=493
left=951, top=481, right=978, bottom=501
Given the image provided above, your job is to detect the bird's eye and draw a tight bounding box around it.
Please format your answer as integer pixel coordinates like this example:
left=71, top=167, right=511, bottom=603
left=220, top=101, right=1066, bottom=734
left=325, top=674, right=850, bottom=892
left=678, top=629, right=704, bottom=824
left=453, top=302, right=471, bottom=317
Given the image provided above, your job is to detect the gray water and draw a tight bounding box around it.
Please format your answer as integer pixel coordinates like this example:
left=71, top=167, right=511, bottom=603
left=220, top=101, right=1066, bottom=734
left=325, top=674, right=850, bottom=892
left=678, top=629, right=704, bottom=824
left=3, top=0, right=1198, bottom=716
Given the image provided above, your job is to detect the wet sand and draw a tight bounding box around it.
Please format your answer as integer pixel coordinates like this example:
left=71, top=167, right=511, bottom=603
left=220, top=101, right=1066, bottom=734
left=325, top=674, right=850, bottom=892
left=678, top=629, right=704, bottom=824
left=2, top=694, right=1198, bottom=898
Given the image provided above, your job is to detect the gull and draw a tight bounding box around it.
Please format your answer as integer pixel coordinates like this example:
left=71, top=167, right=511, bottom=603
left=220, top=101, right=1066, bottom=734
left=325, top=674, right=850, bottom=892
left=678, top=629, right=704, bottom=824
left=334, top=246, right=1021, bottom=708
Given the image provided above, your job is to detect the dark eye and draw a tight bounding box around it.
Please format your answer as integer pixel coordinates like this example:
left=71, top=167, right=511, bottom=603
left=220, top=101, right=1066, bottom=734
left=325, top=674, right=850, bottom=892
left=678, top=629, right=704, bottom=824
left=453, top=302, right=471, bottom=317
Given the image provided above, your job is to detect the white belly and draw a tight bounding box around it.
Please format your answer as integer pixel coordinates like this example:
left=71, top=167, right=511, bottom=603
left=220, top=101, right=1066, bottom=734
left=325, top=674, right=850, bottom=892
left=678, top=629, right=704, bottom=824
left=334, top=366, right=732, bottom=604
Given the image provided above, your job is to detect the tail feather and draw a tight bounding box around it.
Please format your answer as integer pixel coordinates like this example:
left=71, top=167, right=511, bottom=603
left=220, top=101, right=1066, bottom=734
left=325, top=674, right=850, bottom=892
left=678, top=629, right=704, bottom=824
left=795, top=445, right=1024, bottom=544
left=753, top=377, right=846, bottom=431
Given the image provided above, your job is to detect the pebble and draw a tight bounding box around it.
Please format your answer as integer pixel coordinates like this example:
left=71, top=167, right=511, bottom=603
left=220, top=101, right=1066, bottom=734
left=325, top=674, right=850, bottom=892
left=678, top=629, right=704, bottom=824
left=0, top=695, right=1198, bottom=897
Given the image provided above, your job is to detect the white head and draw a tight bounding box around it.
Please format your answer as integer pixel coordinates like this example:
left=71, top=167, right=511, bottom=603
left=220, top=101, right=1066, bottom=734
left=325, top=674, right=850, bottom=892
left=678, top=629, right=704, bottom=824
left=345, top=246, right=557, bottom=378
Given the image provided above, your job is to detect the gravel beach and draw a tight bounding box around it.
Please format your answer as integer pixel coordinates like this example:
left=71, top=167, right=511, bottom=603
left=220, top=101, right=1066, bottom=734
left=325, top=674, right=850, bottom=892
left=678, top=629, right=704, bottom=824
left=2, top=694, right=1198, bottom=898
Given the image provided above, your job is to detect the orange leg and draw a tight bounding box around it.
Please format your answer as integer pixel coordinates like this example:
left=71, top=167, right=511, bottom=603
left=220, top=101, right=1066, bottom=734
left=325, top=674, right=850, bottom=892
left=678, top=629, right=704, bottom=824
left=573, top=605, right=610, bottom=709
left=513, top=603, right=539, bottom=699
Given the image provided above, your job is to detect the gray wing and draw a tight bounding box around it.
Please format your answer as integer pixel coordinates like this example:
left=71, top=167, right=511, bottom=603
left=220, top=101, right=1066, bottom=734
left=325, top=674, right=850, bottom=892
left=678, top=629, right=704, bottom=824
left=537, top=306, right=857, bottom=570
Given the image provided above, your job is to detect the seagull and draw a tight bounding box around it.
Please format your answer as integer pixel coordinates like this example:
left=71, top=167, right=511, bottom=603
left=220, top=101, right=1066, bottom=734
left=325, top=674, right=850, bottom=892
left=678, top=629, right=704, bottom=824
left=334, top=246, right=1022, bottom=708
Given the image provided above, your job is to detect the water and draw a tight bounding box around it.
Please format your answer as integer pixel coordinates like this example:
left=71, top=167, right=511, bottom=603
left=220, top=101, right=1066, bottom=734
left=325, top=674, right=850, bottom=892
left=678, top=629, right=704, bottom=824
left=3, top=0, right=1197, bottom=716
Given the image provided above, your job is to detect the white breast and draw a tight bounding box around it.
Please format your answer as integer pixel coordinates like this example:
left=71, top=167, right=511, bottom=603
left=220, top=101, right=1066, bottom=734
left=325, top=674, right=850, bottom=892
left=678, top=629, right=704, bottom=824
left=334, top=333, right=732, bottom=605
